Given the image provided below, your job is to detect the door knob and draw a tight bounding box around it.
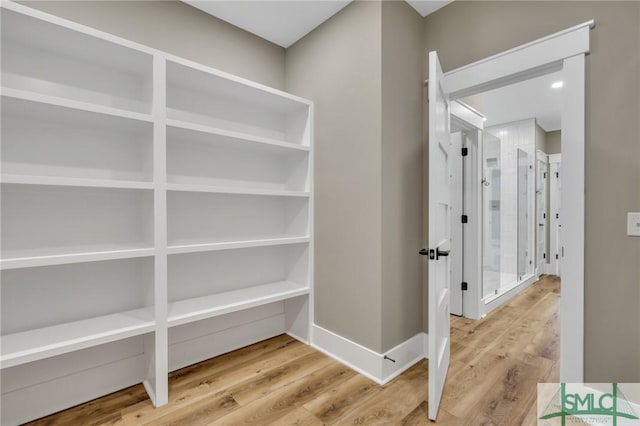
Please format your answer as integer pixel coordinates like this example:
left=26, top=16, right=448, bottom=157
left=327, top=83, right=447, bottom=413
left=419, top=248, right=449, bottom=260
left=436, top=249, right=450, bottom=260
left=419, top=248, right=436, bottom=259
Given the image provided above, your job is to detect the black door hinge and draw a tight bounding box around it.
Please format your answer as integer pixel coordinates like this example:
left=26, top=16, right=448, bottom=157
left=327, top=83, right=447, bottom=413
left=556, top=213, right=559, bottom=219
left=461, top=282, right=468, bottom=291
left=461, top=214, right=468, bottom=224
left=543, top=213, right=546, bottom=219
left=543, top=253, right=546, bottom=259
left=555, top=172, right=559, bottom=178
left=556, top=254, right=559, bottom=260
left=544, top=172, right=547, bottom=179
left=461, top=147, right=468, bottom=157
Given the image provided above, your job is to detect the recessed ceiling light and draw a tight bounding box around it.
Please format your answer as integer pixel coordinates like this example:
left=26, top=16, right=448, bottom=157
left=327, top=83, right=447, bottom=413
left=551, top=81, right=564, bottom=89
left=482, top=117, right=488, bottom=122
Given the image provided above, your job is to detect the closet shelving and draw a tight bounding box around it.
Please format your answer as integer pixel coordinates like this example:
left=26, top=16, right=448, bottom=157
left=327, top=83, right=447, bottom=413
left=0, top=244, right=156, bottom=270
left=1, top=87, right=154, bottom=123
left=168, top=280, right=310, bottom=328
left=1, top=6, right=153, bottom=113
left=167, top=236, right=310, bottom=255
left=1, top=174, right=155, bottom=190
left=1, top=2, right=312, bottom=423
left=1, top=308, right=155, bottom=369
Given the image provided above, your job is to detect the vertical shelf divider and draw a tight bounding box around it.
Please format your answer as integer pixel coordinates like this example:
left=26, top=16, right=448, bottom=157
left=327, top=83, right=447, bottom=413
left=147, top=55, right=169, bottom=407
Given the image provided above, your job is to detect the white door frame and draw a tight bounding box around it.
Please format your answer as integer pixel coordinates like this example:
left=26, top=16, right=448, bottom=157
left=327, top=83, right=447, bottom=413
left=449, top=131, right=464, bottom=316
left=440, top=20, right=593, bottom=383
left=451, top=101, right=485, bottom=320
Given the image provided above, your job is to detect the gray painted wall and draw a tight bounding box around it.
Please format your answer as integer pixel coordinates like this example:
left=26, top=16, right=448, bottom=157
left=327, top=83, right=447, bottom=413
left=21, top=1, right=286, bottom=89
left=286, top=0, right=424, bottom=353
left=424, top=0, right=640, bottom=382
left=546, top=130, right=562, bottom=155
left=286, top=1, right=385, bottom=351
left=381, top=0, right=424, bottom=350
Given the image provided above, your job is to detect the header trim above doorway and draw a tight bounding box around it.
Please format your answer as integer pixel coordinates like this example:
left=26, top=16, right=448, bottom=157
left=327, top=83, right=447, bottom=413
left=443, top=20, right=594, bottom=99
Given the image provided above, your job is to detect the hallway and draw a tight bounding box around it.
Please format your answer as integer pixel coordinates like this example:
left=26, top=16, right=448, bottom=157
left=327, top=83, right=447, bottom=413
left=27, top=276, right=559, bottom=425
left=433, top=274, right=560, bottom=424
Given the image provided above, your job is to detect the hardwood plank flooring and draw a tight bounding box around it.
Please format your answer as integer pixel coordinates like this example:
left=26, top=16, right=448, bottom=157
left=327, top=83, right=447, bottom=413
left=25, top=275, right=560, bottom=425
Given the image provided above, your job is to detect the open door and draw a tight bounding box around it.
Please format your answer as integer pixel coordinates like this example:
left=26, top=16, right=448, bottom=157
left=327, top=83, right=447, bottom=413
left=424, top=51, right=452, bottom=420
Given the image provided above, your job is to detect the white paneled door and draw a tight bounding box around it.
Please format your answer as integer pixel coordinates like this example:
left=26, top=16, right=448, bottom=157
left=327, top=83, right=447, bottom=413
left=425, top=51, right=452, bottom=421
left=536, top=151, right=548, bottom=274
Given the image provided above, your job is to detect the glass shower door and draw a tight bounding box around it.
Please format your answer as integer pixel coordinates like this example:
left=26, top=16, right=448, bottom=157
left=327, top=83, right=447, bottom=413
left=482, top=131, right=501, bottom=298
left=517, top=148, right=531, bottom=280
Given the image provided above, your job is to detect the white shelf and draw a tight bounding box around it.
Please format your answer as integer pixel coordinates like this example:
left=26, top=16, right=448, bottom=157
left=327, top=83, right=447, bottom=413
left=2, top=94, right=153, bottom=183
left=166, top=59, right=310, bottom=115
left=166, top=119, right=310, bottom=152
left=1, top=87, right=153, bottom=123
left=0, top=3, right=312, bottom=421
left=2, top=184, right=154, bottom=261
left=166, top=183, right=309, bottom=197
left=1, top=174, right=154, bottom=190
left=165, top=55, right=311, bottom=109
left=2, top=6, right=153, bottom=114
left=1, top=244, right=155, bottom=270
left=166, top=59, right=310, bottom=144
left=168, top=281, right=309, bottom=327
left=0, top=308, right=155, bottom=369
left=167, top=192, right=309, bottom=246
left=167, top=236, right=309, bottom=255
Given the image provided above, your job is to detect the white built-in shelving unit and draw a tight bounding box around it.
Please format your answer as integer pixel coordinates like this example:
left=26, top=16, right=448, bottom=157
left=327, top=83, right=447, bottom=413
left=0, top=3, right=313, bottom=424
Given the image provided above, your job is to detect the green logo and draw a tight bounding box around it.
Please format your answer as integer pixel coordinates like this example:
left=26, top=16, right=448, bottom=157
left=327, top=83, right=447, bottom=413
left=539, top=383, right=639, bottom=425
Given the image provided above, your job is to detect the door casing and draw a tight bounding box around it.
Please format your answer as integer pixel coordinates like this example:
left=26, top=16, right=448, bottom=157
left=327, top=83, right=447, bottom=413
left=431, top=20, right=592, bottom=383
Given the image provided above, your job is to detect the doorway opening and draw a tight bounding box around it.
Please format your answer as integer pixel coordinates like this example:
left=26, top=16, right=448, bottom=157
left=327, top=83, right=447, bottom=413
left=469, top=72, right=564, bottom=309
left=425, top=20, right=591, bottom=420
left=449, top=70, right=565, bottom=319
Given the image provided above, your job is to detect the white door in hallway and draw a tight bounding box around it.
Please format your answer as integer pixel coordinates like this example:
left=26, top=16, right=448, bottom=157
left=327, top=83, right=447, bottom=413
left=536, top=151, right=548, bottom=274
left=425, top=50, right=451, bottom=421
left=549, top=155, right=562, bottom=276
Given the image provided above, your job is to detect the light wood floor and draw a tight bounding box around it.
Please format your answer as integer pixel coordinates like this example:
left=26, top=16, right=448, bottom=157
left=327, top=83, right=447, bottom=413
left=27, top=275, right=559, bottom=425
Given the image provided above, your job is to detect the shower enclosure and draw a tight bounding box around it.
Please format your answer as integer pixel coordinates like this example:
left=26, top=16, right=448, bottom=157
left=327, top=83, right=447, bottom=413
left=482, top=119, right=536, bottom=300
left=448, top=104, right=540, bottom=319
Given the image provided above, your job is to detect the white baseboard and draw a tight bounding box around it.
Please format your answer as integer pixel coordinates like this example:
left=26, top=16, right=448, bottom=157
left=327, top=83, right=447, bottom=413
left=381, top=333, right=427, bottom=383
left=287, top=331, right=310, bottom=345
left=310, top=324, right=427, bottom=385
left=483, top=273, right=538, bottom=315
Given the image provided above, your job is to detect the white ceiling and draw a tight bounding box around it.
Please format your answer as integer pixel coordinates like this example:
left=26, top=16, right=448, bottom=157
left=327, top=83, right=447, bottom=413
left=406, top=0, right=454, bottom=17
left=183, top=1, right=351, bottom=48
left=465, top=71, right=564, bottom=132
left=183, top=1, right=453, bottom=48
